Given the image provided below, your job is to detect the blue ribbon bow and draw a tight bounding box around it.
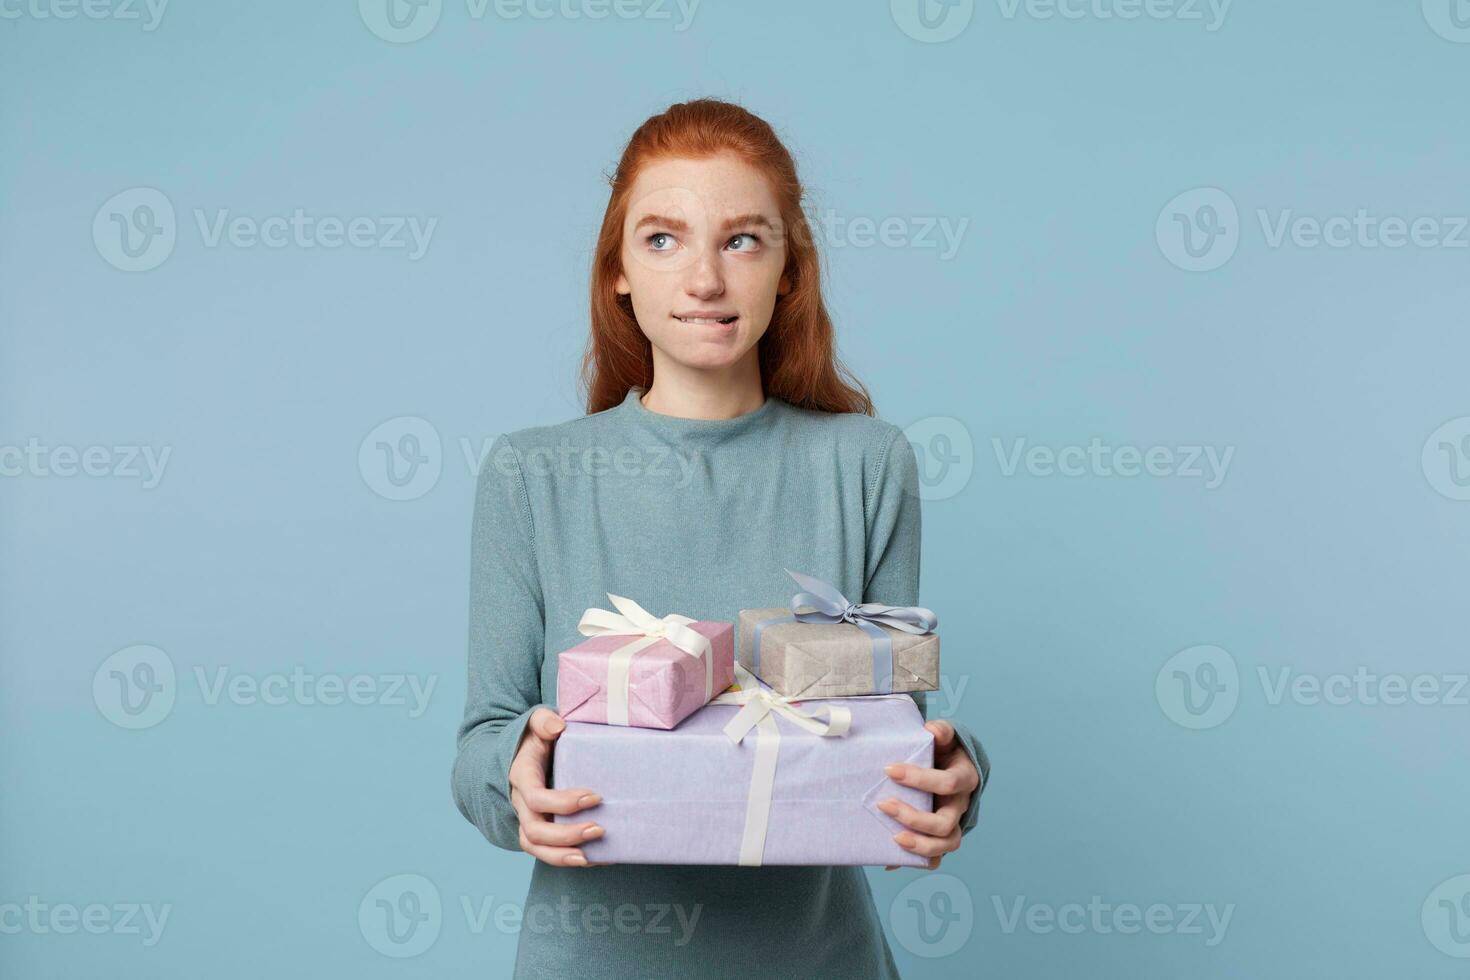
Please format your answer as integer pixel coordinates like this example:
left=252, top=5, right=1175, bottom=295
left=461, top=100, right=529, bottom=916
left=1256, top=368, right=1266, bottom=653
left=752, top=569, right=938, bottom=694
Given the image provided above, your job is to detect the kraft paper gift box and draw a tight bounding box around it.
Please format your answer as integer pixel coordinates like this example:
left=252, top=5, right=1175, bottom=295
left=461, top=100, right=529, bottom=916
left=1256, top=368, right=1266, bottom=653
left=552, top=666, right=934, bottom=867
left=736, top=569, right=941, bottom=699
left=556, top=593, right=734, bottom=730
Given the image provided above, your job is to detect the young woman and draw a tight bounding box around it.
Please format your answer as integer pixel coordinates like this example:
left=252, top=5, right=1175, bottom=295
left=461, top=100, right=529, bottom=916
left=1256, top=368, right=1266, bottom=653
left=452, top=97, right=991, bottom=978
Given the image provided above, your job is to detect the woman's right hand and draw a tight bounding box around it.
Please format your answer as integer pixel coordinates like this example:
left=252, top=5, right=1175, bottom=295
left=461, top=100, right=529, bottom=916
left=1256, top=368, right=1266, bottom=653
left=508, top=707, right=605, bottom=867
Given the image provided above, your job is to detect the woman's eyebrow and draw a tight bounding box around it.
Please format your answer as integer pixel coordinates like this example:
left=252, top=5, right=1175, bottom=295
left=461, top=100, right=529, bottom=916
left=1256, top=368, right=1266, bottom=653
left=632, top=212, right=776, bottom=233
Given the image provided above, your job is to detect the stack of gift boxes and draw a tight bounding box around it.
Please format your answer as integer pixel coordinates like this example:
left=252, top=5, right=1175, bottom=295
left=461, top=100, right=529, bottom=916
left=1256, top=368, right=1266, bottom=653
left=550, top=569, right=943, bottom=867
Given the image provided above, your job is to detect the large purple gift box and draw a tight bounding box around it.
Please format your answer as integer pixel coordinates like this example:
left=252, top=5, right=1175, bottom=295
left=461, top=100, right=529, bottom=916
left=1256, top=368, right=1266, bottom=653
left=552, top=677, right=934, bottom=866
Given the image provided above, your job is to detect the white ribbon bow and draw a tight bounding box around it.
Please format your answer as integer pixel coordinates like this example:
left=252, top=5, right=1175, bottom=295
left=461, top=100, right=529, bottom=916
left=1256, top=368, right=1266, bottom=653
left=710, top=663, right=853, bottom=744
left=707, top=664, right=852, bottom=866
left=576, top=594, right=713, bottom=726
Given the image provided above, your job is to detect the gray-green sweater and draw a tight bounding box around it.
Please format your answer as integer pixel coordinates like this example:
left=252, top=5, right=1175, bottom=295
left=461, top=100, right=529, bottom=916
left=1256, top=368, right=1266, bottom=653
left=452, top=386, right=991, bottom=978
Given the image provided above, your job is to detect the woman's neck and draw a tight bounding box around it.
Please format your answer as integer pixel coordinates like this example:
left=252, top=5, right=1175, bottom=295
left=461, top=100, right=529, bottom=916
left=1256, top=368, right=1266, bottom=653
left=639, top=358, right=766, bottom=421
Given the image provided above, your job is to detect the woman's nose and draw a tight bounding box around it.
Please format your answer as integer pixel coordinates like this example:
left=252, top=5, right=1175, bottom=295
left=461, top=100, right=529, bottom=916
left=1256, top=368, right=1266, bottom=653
left=683, top=249, right=724, bottom=297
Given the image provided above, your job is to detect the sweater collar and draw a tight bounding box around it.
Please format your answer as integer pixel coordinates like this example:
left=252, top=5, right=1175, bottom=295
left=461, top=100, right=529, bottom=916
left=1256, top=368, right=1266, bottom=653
left=618, top=387, right=781, bottom=439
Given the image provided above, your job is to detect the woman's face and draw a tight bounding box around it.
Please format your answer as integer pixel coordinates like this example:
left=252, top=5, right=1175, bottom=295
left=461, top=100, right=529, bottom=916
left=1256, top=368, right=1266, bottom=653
left=615, top=153, right=791, bottom=373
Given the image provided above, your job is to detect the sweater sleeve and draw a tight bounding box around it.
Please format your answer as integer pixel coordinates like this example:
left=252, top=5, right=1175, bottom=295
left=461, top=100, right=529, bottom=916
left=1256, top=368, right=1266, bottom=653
left=451, top=433, right=552, bottom=852
left=864, top=424, right=991, bottom=837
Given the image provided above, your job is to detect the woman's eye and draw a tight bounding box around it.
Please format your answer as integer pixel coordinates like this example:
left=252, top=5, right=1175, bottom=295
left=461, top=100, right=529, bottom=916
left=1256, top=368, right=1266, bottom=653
left=727, top=233, right=761, bottom=251
left=647, top=232, right=676, bottom=251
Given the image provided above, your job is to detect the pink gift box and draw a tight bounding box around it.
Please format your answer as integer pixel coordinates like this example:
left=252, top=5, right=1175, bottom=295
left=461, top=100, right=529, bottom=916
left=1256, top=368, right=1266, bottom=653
left=556, top=621, right=735, bottom=730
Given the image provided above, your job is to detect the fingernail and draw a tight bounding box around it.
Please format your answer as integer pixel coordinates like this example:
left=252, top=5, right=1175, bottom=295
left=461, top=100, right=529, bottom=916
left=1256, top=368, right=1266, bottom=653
left=884, top=764, right=905, bottom=779
left=578, top=794, right=601, bottom=807
left=551, top=719, right=566, bottom=734
left=894, top=833, right=916, bottom=848
left=581, top=825, right=602, bottom=839
left=567, top=854, right=588, bottom=866
left=877, top=799, right=899, bottom=815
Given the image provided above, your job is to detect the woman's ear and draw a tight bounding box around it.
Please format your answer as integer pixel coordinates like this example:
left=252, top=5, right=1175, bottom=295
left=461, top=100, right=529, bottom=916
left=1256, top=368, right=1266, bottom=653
left=615, top=271, right=630, bottom=295
left=777, top=272, right=793, bottom=296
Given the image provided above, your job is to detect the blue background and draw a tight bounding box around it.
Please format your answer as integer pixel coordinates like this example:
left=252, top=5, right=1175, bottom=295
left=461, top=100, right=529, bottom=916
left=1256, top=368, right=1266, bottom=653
left=3, top=1, right=1469, bottom=976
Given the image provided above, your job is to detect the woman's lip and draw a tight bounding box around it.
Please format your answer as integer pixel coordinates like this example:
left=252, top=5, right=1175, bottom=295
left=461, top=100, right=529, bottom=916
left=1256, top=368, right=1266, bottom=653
left=673, top=315, right=738, bottom=325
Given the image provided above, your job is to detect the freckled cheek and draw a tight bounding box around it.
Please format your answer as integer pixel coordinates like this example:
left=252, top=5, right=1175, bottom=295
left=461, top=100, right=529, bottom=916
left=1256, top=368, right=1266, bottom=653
left=725, top=260, right=784, bottom=302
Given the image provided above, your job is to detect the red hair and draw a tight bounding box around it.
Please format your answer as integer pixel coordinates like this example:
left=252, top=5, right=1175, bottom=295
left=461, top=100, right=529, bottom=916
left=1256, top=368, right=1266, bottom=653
left=579, top=98, right=875, bottom=417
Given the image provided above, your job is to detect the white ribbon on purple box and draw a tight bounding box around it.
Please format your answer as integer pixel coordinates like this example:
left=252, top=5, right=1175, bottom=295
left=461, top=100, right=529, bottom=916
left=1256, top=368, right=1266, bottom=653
left=576, top=594, right=713, bottom=727
left=709, top=663, right=854, bottom=866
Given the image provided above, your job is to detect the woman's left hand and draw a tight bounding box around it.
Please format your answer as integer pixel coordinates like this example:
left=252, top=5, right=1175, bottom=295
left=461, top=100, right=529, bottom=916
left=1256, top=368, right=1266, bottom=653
left=879, top=720, right=981, bottom=870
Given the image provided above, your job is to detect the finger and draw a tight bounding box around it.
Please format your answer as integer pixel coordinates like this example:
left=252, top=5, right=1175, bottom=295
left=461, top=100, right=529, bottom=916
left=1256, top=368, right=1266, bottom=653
left=878, top=797, right=957, bottom=837
left=927, top=855, right=943, bottom=871
left=509, top=785, right=536, bottom=826
left=518, top=784, right=603, bottom=817
left=521, top=814, right=604, bottom=848
left=924, top=719, right=956, bottom=750
left=893, top=827, right=960, bottom=859
left=882, top=764, right=976, bottom=799
left=884, top=762, right=969, bottom=797
left=517, top=827, right=591, bottom=867
left=508, top=741, right=551, bottom=792
left=527, top=707, right=567, bottom=742
left=933, top=796, right=968, bottom=829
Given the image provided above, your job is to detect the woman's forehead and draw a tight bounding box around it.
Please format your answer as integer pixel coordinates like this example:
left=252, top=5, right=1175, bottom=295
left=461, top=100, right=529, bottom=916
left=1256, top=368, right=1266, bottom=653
left=625, top=155, right=779, bottom=225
